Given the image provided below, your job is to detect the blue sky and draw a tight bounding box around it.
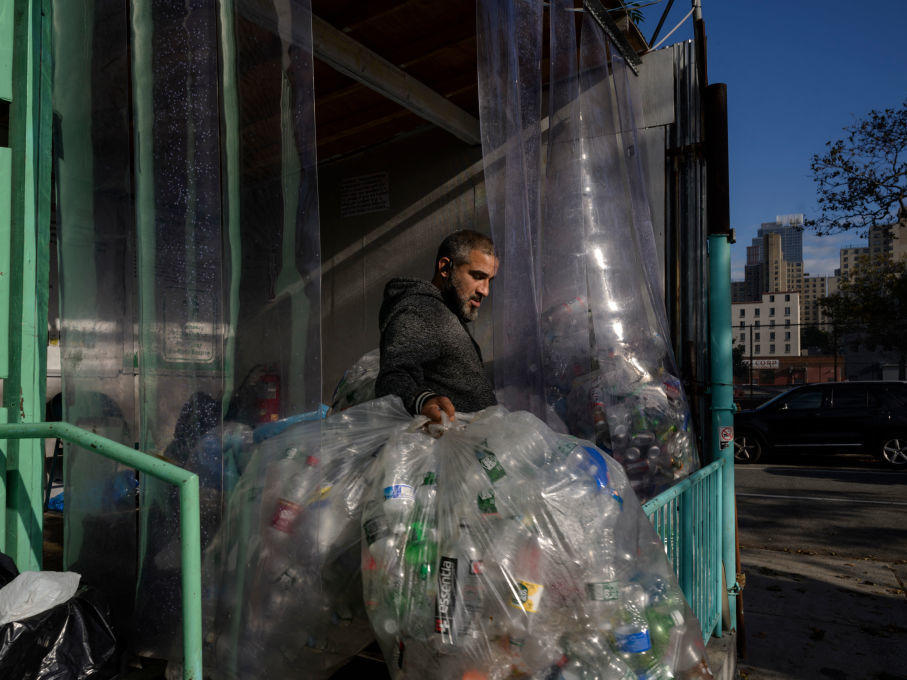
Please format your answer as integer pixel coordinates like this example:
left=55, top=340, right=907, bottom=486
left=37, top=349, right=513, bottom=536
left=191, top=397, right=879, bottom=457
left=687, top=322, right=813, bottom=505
left=643, top=0, right=907, bottom=279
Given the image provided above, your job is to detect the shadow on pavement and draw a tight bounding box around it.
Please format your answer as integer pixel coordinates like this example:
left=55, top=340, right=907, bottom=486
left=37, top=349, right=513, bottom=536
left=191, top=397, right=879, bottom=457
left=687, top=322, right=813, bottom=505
left=739, top=554, right=907, bottom=680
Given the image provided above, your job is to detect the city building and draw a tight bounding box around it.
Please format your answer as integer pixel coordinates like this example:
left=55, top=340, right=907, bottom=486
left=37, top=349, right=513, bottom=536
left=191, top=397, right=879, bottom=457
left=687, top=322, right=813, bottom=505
left=867, top=209, right=907, bottom=262
left=839, top=245, right=870, bottom=279
left=732, top=292, right=801, bottom=358
left=757, top=214, right=804, bottom=262
left=800, top=274, right=838, bottom=327
left=730, top=281, right=747, bottom=303
left=738, top=216, right=805, bottom=303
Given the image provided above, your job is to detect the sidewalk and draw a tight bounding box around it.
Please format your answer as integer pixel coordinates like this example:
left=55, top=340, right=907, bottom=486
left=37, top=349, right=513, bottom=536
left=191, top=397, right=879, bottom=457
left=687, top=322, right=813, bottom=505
left=737, top=546, right=907, bottom=680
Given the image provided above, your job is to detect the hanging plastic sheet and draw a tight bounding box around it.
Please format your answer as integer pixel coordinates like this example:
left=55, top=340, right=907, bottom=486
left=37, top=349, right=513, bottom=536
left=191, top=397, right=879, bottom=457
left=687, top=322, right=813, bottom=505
left=128, top=1, right=231, bottom=656
left=574, top=16, right=699, bottom=497
left=54, top=0, right=323, bottom=661
left=54, top=0, right=140, bottom=634
left=477, top=1, right=700, bottom=499
left=476, top=0, right=547, bottom=416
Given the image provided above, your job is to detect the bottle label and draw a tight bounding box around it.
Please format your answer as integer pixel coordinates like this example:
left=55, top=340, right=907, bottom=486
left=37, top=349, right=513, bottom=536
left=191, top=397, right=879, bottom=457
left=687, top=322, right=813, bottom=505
left=363, top=515, right=389, bottom=546
left=586, top=581, right=620, bottom=601
left=434, top=555, right=458, bottom=642
left=509, top=580, right=544, bottom=613
left=615, top=628, right=652, bottom=653
left=469, top=559, right=484, bottom=575
left=270, top=498, right=302, bottom=533
left=475, top=442, right=506, bottom=482
left=476, top=488, right=498, bottom=514
left=383, top=484, right=414, bottom=501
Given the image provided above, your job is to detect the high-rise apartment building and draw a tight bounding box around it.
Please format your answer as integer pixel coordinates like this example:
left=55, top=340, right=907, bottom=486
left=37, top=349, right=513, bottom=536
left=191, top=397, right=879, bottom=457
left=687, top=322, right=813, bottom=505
left=839, top=246, right=870, bottom=279
left=757, top=214, right=804, bottom=263
left=739, top=216, right=806, bottom=303
left=800, top=275, right=838, bottom=327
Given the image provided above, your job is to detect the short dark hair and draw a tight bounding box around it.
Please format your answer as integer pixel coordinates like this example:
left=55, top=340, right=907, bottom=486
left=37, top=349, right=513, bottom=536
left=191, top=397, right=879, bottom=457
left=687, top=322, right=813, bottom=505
left=434, top=230, right=495, bottom=272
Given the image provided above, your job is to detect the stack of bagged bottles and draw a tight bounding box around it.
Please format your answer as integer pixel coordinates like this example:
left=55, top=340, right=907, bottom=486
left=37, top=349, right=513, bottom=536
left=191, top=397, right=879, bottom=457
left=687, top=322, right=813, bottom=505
left=361, top=406, right=712, bottom=680
left=203, top=397, right=416, bottom=679
left=541, top=298, right=698, bottom=500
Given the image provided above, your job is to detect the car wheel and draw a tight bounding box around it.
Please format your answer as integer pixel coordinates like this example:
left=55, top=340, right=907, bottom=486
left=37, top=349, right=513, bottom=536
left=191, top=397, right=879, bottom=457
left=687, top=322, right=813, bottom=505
left=734, top=431, right=763, bottom=464
left=879, top=436, right=907, bottom=468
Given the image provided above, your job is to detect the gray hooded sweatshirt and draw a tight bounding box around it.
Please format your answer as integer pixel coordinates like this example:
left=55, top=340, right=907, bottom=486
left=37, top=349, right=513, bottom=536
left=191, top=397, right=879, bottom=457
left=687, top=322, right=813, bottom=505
left=375, top=278, right=496, bottom=415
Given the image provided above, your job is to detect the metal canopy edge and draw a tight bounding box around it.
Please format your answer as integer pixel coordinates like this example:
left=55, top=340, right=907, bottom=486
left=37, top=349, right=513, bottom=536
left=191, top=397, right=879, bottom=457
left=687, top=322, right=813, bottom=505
left=582, top=0, right=642, bottom=74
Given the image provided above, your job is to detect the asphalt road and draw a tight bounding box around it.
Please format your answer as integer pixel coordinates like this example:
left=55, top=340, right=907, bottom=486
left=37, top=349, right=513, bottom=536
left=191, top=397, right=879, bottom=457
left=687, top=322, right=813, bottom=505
left=735, top=452, right=907, bottom=562
left=734, top=452, right=907, bottom=680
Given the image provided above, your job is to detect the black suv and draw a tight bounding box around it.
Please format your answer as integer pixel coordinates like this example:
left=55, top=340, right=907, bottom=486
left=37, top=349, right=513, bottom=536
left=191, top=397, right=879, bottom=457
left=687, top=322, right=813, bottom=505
left=733, top=381, right=907, bottom=468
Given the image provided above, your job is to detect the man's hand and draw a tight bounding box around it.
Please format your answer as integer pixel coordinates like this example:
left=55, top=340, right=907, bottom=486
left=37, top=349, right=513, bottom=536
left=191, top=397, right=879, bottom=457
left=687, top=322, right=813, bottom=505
left=421, top=395, right=455, bottom=424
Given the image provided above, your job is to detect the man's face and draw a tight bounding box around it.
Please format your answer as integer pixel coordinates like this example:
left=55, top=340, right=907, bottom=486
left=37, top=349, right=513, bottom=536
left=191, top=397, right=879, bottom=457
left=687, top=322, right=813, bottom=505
left=440, top=248, right=498, bottom=322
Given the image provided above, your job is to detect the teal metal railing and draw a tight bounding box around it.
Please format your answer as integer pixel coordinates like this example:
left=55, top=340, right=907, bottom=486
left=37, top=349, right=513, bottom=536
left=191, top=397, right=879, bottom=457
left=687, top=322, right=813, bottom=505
left=643, top=457, right=726, bottom=642
left=0, top=422, right=203, bottom=680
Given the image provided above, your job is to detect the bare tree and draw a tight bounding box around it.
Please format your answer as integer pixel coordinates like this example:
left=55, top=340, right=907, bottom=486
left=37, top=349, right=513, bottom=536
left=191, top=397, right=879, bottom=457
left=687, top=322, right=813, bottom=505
left=807, top=101, right=907, bottom=236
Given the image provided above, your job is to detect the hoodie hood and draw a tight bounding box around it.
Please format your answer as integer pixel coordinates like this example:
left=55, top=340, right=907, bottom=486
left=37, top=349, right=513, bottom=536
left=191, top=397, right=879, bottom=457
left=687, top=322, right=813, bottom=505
left=379, top=278, right=447, bottom=331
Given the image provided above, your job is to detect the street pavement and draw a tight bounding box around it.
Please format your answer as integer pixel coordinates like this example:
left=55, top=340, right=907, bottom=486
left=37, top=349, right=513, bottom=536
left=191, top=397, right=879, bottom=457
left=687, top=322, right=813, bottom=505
left=734, top=453, right=907, bottom=680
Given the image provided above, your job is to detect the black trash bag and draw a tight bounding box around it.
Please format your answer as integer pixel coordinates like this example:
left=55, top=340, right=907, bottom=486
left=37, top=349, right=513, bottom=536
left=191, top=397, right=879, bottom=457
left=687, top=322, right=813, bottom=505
left=0, top=554, right=17, bottom=588
left=0, top=580, right=118, bottom=679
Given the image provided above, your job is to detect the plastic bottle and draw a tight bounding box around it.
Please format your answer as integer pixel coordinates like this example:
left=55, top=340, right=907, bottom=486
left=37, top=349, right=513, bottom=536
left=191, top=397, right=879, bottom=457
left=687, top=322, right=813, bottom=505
left=263, top=449, right=319, bottom=551
left=435, top=520, right=486, bottom=652
left=498, top=532, right=563, bottom=673
left=403, top=470, right=440, bottom=641
left=590, top=387, right=609, bottom=436
left=642, top=576, right=688, bottom=667
left=381, top=436, right=418, bottom=521
left=613, top=584, right=669, bottom=678
left=583, top=527, right=628, bottom=634
left=362, top=499, right=403, bottom=567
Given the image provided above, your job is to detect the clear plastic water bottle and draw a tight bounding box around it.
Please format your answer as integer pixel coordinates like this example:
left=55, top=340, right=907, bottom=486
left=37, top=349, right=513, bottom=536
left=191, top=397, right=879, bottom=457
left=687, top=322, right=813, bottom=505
left=613, top=584, right=668, bottom=678
left=362, top=499, right=404, bottom=567
left=380, top=435, right=420, bottom=521
left=456, top=521, right=486, bottom=640
left=435, top=520, right=486, bottom=652
left=404, top=470, right=440, bottom=641
left=264, top=448, right=319, bottom=542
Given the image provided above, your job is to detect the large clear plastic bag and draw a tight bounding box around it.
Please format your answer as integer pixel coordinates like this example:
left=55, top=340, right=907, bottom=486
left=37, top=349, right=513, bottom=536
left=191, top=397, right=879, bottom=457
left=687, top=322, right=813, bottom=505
left=330, top=349, right=380, bottom=413
left=204, top=396, right=416, bottom=679
left=362, top=407, right=712, bottom=680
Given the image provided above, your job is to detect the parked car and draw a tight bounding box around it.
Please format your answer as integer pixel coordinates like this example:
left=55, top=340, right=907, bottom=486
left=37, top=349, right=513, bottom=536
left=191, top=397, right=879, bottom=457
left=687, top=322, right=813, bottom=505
left=733, top=381, right=907, bottom=468
left=733, top=384, right=791, bottom=411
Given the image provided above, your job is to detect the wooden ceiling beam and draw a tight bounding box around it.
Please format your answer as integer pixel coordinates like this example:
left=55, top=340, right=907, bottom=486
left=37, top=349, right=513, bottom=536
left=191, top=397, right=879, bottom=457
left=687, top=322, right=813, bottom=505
left=312, top=14, right=481, bottom=146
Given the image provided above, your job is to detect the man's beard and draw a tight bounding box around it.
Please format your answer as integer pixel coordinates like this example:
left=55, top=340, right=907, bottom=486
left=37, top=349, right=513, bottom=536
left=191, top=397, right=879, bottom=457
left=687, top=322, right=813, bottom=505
left=442, top=278, right=481, bottom=322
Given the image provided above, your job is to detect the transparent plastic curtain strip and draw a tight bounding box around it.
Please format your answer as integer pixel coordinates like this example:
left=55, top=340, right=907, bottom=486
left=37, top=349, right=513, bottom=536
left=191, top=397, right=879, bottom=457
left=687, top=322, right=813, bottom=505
left=53, top=0, right=322, bottom=661
left=476, top=0, right=700, bottom=501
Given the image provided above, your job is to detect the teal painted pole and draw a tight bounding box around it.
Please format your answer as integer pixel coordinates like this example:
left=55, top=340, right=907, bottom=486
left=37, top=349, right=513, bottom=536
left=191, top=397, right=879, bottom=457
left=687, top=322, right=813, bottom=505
left=708, top=233, right=736, bottom=632
left=5, top=0, right=52, bottom=570
left=0, top=423, right=204, bottom=680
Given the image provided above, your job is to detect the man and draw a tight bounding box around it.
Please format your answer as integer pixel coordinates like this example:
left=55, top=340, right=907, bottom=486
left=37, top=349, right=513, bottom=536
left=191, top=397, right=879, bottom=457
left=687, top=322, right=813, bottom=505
left=375, top=230, right=498, bottom=422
